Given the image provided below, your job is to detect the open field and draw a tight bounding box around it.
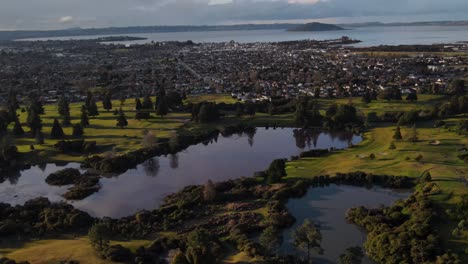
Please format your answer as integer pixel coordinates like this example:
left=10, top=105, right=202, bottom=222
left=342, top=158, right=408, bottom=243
left=1, top=237, right=151, bottom=264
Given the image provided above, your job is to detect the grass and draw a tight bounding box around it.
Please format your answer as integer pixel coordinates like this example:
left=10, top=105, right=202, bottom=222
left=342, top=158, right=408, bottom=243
left=316, top=94, right=446, bottom=116
left=286, top=119, right=468, bottom=259
left=186, top=94, right=238, bottom=104
left=1, top=237, right=151, bottom=264
left=13, top=98, right=190, bottom=163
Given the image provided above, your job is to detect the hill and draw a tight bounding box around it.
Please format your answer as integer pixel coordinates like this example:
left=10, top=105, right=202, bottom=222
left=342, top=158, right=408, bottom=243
left=287, top=22, right=345, bottom=32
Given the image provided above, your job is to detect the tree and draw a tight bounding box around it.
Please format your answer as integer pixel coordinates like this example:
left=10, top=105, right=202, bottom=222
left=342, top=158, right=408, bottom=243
left=293, top=219, right=322, bottom=263
left=408, top=124, right=418, bottom=143
left=448, top=79, right=465, bottom=95
left=116, top=108, right=128, bottom=128
left=393, top=125, right=403, bottom=140
left=156, top=87, right=169, bottom=118
left=185, top=228, right=219, bottom=264
left=339, top=247, right=364, bottom=264
left=50, top=119, right=65, bottom=139
left=12, top=116, right=25, bottom=136
left=72, top=123, right=84, bottom=137
left=406, top=92, right=418, bottom=102
left=155, top=95, right=169, bottom=118
left=102, top=92, right=113, bottom=111
left=266, top=159, right=287, bottom=184
left=80, top=105, right=90, bottom=127
left=30, top=98, right=44, bottom=115
left=244, top=101, right=256, bottom=116
left=141, top=94, right=153, bottom=119
left=203, top=180, right=217, bottom=202
left=135, top=98, right=144, bottom=120
left=259, top=226, right=282, bottom=256
left=27, top=107, right=42, bottom=137
left=295, top=100, right=308, bottom=126
left=35, top=130, right=44, bottom=144
left=235, top=103, right=244, bottom=117
left=88, top=223, right=111, bottom=250
left=58, top=97, right=71, bottom=126
left=88, top=98, right=99, bottom=116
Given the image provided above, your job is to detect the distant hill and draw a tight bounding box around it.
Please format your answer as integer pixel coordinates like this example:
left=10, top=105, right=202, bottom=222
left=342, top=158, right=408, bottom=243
left=287, top=22, right=345, bottom=32
left=339, top=20, right=468, bottom=28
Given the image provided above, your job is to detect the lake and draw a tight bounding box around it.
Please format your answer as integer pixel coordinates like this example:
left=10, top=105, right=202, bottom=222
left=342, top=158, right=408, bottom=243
left=0, top=128, right=361, bottom=218
left=19, top=25, right=468, bottom=47
left=280, top=184, right=411, bottom=264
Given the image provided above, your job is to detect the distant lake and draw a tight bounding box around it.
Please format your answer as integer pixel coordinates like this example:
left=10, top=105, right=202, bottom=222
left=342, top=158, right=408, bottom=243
left=0, top=128, right=361, bottom=218
left=19, top=25, right=468, bottom=46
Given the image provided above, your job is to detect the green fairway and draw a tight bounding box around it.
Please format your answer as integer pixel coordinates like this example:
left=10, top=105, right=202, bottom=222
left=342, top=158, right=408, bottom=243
left=14, top=99, right=190, bottom=163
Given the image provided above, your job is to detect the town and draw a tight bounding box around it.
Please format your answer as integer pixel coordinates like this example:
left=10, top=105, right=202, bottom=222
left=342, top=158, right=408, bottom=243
left=1, top=38, right=467, bottom=105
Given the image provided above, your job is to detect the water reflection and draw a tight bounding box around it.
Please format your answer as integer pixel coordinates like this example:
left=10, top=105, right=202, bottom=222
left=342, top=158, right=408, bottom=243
left=281, top=185, right=410, bottom=264
left=142, top=158, right=160, bottom=177
left=293, top=129, right=354, bottom=150
left=1, top=128, right=362, bottom=218
left=169, top=154, right=179, bottom=169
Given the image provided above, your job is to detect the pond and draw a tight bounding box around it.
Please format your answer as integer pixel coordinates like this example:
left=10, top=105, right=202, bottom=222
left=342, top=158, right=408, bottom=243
left=280, top=184, right=411, bottom=264
left=0, top=128, right=361, bottom=218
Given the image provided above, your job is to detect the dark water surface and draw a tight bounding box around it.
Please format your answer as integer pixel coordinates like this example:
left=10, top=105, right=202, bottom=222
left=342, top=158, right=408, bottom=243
left=281, top=184, right=410, bottom=264
left=0, top=128, right=361, bottom=218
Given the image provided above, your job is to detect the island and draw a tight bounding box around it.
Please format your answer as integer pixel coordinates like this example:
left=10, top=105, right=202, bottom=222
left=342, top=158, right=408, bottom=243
left=287, top=22, right=345, bottom=32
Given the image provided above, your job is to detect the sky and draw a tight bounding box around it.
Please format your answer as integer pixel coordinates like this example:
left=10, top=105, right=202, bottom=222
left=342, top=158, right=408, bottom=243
left=0, top=0, right=467, bottom=30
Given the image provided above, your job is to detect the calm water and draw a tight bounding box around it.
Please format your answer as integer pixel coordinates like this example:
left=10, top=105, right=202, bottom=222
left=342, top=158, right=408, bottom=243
left=0, top=128, right=361, bottom=218
left=281, top=184, right=410, bottom=264
left=19, top=26, right=468, bottom=46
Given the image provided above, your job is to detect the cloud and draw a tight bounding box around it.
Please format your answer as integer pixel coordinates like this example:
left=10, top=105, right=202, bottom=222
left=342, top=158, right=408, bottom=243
left=0, top=0, right=467, bottom=30
left=58, top=16, right=73, bottom=24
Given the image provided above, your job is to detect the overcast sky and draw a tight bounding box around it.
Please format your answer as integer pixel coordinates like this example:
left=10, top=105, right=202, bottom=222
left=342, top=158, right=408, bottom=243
left=0, top=0, right=467, bottom=30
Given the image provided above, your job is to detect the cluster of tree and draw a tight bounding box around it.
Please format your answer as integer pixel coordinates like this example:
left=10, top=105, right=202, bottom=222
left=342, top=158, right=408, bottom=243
left=346, top=192, right=456, bottom=263
left=135, top=88, right=171, bottom=120
left=323, top=103, right=362, bottom=130
left=170, top=228, right=223, bottom=264
left=378, top=87, right=402, bottom=101
left=265, top=159, right=287, bottom=184
left=0, top=197, right=93, bottom=238
left=191, top=102, right=220, bottom=123
left=294, top=97, right=322, bottom=127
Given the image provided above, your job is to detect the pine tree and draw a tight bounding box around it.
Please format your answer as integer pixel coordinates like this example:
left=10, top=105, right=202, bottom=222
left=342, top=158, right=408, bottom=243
left=12, top=116, right=25, bottom=136
left=35, top=130, right=44, bottom=144
left=116, top=108, right=128, bottom=128
left=58, top=97, right=71, bottom=126
left=30, top=98, right=45, bottom=115
left=155, top=87, right=169, bottom=118
left=80, top=105, right=90, bottom=127
left=155, top=95, right=168, bottom=118
left=50, top=119, right=65, bottom=139
left=88, top=98, right=99, bottom=116
left=393, top=125, right=403, bottom=140
left=72, top=123, right=84, bottom=137
left=102, top=92, right=113, bottom=111
left=27, top=107, right=42, bottom=137
left=141, top=95, right=153, bottom=119
left=85, top=91, right=93, bottom=108
left=135, top=98, right=144, bottom=120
